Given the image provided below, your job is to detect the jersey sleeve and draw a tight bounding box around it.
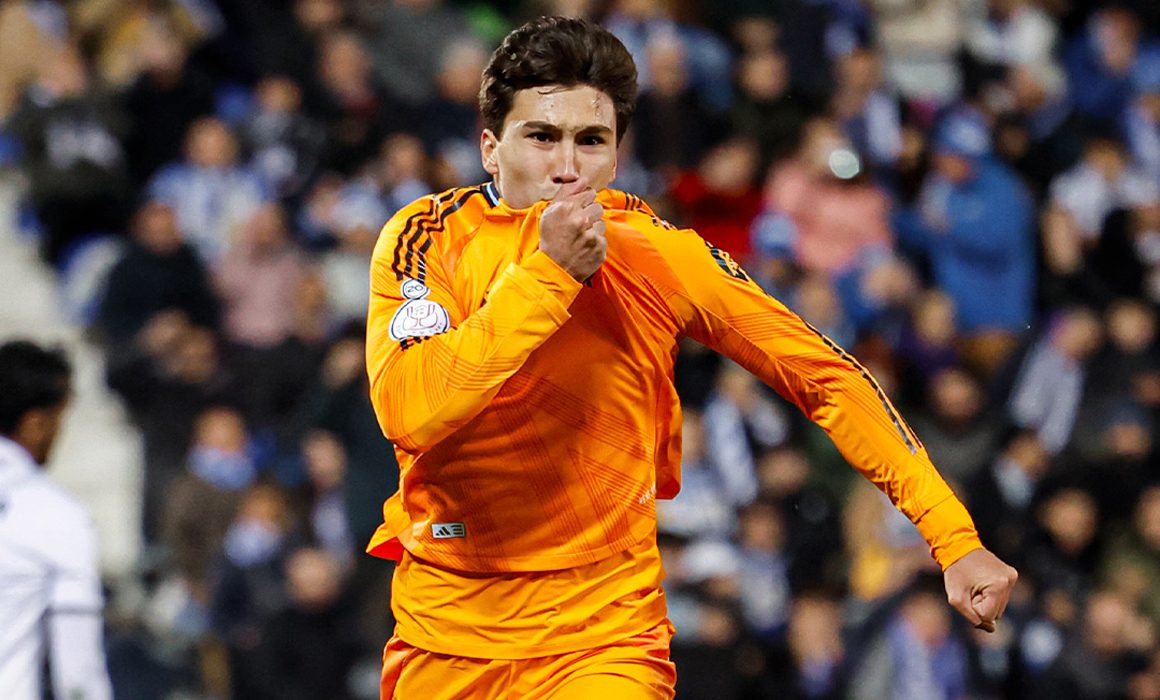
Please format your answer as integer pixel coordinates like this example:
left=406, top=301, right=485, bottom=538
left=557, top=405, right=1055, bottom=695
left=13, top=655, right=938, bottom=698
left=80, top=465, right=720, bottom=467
left=643, top=217, right=981, bottom=570
left=366, top=197, right=584, bottom=452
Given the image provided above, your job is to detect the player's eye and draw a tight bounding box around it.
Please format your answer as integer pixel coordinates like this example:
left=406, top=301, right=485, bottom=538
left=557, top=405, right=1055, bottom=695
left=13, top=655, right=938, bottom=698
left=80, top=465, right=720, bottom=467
left=579, top=135, right=606, bottom=146
left=528, top=132, right=553, bottom=143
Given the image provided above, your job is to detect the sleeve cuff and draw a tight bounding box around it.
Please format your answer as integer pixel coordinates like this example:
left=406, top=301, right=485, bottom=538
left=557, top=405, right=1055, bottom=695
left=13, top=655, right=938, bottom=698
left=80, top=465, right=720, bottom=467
left=915, top=495, right=984, bottom=570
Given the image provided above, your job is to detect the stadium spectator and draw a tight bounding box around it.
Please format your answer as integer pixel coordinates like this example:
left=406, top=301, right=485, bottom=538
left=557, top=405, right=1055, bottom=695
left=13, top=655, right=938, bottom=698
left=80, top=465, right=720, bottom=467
left=358, top=0, right=474, bottom=108
left=762, top=116, right=894, bottom=274
left=262, top=547, right=364, bottom=700
left=669, top=136, right=764, bottom=260
left=729, top=47, right=810, bottom=170
left=146, top=116, right=272, bottom=264
left=418, top=38, right=490, bottom=184
left=118, top=18, right=216, bottom=185
left=910, top=366, right=999, bottom=485
left=8, top=44, right=132, bottom=265
left=95, top=199, right=219, bottom=347
left=896, top=108, right=1036, bottom=374
left=1007, top=306, right=1104, bottom=455
left=110, top=325, right=242, bottom=541
left=215, top=203, right=309, bottom=350
left=240, top=75, right=327, bottom=203
left=831, top=47, right=903, bottom=171
left=632, top=32, right=717, bottom=176
left=209, top=483, right=296, bottom=700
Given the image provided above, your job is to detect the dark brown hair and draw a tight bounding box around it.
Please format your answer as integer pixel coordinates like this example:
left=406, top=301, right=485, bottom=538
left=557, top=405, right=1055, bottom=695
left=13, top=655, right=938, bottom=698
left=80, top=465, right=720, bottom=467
left=479, top=16, right=638, bottom=141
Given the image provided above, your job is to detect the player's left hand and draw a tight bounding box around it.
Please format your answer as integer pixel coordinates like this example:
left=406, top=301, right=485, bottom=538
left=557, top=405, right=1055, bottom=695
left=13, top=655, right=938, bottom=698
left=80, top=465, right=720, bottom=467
left=943, top=548, right=1018, bottom=633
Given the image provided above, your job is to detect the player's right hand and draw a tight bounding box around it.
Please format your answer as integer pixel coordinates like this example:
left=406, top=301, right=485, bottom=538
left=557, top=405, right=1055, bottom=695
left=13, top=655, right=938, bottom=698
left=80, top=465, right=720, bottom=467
left=538, top=177, right=606, bottom=282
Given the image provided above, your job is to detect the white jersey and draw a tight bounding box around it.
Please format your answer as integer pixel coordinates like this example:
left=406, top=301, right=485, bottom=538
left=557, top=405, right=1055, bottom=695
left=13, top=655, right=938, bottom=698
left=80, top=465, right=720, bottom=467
left=0, top=436, right=112, bottom=700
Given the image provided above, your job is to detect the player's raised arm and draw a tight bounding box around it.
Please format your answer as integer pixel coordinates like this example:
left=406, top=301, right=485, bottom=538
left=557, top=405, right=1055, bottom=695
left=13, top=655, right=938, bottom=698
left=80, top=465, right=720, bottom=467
left=636, top=216, right=1016, bottom=629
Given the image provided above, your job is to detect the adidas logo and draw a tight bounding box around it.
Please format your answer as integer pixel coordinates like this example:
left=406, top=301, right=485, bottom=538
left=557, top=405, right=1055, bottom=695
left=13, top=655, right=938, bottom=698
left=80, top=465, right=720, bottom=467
left=432, top=522, right=466, bottom=539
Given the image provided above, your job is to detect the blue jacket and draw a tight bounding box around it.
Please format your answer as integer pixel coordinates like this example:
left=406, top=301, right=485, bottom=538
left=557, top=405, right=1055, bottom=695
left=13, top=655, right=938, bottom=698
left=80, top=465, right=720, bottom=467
left=896, top=160, right=1035, bottom=334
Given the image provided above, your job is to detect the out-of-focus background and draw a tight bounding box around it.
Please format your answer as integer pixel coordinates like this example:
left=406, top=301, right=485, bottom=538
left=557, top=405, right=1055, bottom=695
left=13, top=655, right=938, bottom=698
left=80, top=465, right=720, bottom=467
left=0, top=0, right=1158, bottom=698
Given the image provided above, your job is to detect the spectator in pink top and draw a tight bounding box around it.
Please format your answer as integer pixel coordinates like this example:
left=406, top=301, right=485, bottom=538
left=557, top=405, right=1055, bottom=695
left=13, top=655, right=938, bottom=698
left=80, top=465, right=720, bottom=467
left=759, top=117, right=893, bottom=274
left=215, top=203, right=308, bottom=350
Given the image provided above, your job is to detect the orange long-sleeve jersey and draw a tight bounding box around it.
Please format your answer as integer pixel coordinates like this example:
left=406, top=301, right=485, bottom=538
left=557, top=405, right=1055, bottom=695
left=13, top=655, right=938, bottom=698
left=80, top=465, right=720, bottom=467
left=365, top=183, right=981, bottom=656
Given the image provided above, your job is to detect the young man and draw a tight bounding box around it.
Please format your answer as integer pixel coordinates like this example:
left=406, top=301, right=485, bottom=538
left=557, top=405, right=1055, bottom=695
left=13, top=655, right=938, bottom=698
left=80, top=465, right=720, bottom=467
left=365, top=17, right=1017, bottom=699
left=0, top=341, right=113, bottom=700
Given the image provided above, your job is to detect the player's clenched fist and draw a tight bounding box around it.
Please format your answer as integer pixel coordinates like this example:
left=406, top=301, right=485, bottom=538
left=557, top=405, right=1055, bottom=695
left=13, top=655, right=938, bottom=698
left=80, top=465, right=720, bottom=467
left=538, top=177, right=607, bottom=281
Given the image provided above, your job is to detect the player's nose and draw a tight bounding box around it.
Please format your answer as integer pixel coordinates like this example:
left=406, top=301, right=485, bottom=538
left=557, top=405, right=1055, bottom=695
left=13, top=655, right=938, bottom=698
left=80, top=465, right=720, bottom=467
left=551, top=143, right=579, bottom=184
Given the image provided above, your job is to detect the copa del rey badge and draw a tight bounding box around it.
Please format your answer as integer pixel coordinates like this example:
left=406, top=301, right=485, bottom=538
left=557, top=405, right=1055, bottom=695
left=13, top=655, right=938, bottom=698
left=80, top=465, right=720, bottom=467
left=388, top=279, right=450, bottom=341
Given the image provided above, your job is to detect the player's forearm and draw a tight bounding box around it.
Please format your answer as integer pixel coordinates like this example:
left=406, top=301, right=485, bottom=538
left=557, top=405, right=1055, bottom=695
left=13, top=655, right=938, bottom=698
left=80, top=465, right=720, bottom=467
left=695, top=299, right=982, bottom=568
left=369, top=251, right=582, bottom=451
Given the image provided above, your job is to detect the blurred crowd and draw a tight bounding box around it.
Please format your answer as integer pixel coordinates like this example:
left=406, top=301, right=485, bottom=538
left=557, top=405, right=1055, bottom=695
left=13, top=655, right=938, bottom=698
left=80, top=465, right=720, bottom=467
left=1, top=0, right=1159, bottom=698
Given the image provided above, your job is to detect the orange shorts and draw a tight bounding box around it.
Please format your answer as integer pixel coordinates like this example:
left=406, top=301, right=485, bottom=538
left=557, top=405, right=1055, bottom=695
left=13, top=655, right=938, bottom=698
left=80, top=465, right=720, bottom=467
left=380, top=620, right=677, bottom=699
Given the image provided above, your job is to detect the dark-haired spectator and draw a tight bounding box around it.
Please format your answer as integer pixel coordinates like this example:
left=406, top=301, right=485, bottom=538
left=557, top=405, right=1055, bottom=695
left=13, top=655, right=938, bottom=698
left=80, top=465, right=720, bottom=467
left=961, top=0, right=1059, bottom=100
left=240, top=75, right=327, bottom=203
left=1063, top=8, right=1155, bottom=131
left=702, top=362, right=789, bottom=508
left=1100, top=486, right=1160, bottom=633
left=1024, top=485, right=1101, bottom=605
left=209, top=0, right=342, bottom=87
left=311, top=29, right=415, bottom=176
left=670, top=137, right=764, bottom=260
left=262, top=547, right=364, bottom=700
left=832, top=47, right=903, bottom=172
left=849, top=578, right=970, bottom=700
left=730, top=47, right=811, bottom=170
left=8, top=45, right=132, bottom=265
left=657, top=412, right=736, bottom=540
left=966, top=429, right=1049, bottom=567
left=209, top=483, right=296, bottom=700
left=418, top=38, right=489, bottom=185
left=118, top=16, right=216, bottom=185
left=146, top=117, right=272, bottom=264
left=605, top=0, right=733, bottom=112
left=895, top=291, right=961, bottom=391
left=95, top=200, right=219, bottom=346
left=910, top=367, right=999, bottom=486
left=357, top=0, right=474, bottom=109
left=735, top=501, right=792, bottom=643
left=162, top=406, right=258, bottom=602
left=300, top=430, right=356, bottom=568
left=992, top=62, right=1086, bottom=197
left=108, top=322, right=242, bottom=541
left=632, top=33, right=718, bottom=176
left=1047, top=137, right=1157, bottom=246
left=1007, top=306, right=1103, bottom=455
left=1033, top=590, right=1153, bottom=700
left=835, top=252, right=919, bottom=342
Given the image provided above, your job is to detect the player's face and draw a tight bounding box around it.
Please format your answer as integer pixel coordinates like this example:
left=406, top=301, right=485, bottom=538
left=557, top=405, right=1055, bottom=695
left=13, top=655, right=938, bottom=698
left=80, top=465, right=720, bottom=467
left=481, top=84, right=618, bottom=209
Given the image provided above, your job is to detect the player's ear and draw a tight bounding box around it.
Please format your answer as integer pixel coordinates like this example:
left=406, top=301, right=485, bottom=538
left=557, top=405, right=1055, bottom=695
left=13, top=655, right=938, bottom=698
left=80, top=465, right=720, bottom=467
left=481, top=129, right=499, bottom=176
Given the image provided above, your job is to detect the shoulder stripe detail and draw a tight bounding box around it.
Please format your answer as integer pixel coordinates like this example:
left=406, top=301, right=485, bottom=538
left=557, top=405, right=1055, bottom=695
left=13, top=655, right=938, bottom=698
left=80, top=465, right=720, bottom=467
left=392, top=191, right=455, bottom=281
left=802, top=321, right=922, bottom=454
left=405, top=186, right=483, bottom=283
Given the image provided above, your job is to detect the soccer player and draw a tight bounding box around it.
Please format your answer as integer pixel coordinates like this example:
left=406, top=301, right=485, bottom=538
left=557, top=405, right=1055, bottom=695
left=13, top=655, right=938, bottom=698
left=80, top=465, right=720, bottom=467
left=0, top=341, right=113, bottom=700
left=365, top=16, right=1017, bottom=699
